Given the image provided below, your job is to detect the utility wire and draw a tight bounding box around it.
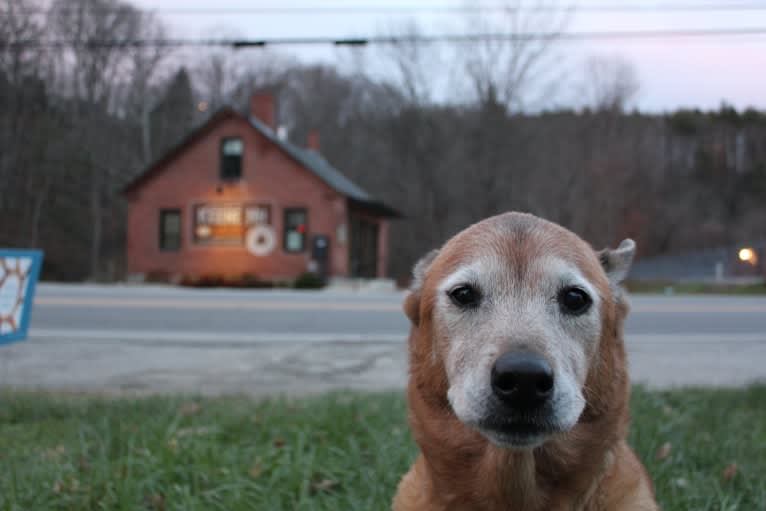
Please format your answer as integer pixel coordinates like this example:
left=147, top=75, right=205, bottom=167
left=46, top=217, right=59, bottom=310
left=3, top=27, right=766, bottom=49
left=6, top=3, right=766, bottom=15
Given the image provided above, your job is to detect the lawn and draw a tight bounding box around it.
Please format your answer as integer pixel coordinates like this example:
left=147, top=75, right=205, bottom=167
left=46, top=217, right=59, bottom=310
left=1, top=386, right=764, bottom=511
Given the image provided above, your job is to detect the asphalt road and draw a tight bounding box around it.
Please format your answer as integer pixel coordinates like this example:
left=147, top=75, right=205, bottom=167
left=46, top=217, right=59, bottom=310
left=28, top=283, right=766, bottom=338
left=0, top=284, right=764, bottom=394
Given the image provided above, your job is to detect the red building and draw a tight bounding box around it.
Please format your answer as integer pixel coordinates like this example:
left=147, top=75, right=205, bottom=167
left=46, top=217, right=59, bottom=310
left=123, top=93, right=398, bottom=283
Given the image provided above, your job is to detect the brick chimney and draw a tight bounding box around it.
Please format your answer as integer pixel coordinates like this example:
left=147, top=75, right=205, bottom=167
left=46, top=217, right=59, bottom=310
left=307, top=130, right=320, bottom=151
left=251, top=93, right=275, bottom=129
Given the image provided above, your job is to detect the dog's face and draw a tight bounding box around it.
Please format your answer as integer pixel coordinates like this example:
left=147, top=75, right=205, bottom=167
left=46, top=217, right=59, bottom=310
left=406, top=213, right=634, bottom=449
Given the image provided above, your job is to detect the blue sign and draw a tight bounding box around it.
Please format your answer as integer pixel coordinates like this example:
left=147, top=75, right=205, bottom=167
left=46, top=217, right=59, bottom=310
left=0, top=250, right=43, bottom=345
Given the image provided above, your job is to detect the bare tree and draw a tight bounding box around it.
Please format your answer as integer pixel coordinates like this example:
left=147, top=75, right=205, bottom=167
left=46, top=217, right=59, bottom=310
left=192, top=49, right=293, bottom=115
left=194, top=52, right=239, bottom=111
left=230, top=52, right=293, bottom=108
left=0, top=0, right=45, bottom=87
left=3, top=0, right=765, bottom=285
left=0, top=0, right=47, bottom=212
left=48, top=0, right=145, bottom=110
left=376, top=21, right=443, bottom=106
left=123, top=12, right=170, bottom=164
left=460, top=0, right=572, bottom=111
left=47, top=0, right=150, bottom=280
left=581, top=55, right=640, bottom=113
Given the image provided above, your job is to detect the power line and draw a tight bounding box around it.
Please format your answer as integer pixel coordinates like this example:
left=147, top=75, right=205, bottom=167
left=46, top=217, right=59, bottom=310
left=3, top=27, right=766, bottom=49
left=6, top=3, right=766, bottom=15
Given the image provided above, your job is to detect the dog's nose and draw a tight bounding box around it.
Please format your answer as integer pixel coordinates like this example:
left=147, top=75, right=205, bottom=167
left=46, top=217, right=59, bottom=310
left=491, top=352, right=554, bottom=409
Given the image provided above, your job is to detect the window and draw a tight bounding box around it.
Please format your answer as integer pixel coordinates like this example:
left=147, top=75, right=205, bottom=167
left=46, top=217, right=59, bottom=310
left=245, top=204, right=271, bottom=226
left=220, top=137, right=243, bottom=180
left=284, top=208, right=307, bottom=253
left=159, top=209, right=181, bottom=251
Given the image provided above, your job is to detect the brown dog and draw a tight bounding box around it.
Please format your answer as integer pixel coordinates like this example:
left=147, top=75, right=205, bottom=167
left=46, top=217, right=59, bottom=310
left=393, top=212, right=657, bottom=511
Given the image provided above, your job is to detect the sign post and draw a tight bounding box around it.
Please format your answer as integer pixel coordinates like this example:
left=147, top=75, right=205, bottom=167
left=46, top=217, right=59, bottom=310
left=0, top=249, right=43, bottom=345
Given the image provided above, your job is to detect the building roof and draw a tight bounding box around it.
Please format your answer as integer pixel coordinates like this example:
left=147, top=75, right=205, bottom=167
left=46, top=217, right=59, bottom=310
left=123, top=107, right=400, bottom=218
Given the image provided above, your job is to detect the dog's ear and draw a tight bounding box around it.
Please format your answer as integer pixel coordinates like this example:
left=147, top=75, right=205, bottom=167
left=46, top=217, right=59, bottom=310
left=598, top=239, right=636, bottom=285
left=404, top=249, right=439, bottom=325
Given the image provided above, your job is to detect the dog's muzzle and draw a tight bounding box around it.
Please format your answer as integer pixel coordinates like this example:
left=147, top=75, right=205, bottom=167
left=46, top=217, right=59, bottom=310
left=479, top=351, right=561, bottom=447
left=491, top=351, right=554, bottom=410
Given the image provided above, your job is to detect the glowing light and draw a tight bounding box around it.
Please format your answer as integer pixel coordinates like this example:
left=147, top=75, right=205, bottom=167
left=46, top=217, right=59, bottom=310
left=196, top=225, right=212, bottom=238
left=197, top=101, right=209, bottom=112
left=738, top=247, right=757, bottom=265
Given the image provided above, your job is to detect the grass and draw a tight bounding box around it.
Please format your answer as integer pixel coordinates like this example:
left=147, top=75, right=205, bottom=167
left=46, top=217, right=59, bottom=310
left=626, top=280, right=766, bottom=295
left=0, top=386, right=764, bottom=511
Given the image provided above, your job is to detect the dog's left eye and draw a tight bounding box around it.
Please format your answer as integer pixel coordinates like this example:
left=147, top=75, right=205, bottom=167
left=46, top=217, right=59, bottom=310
left=448, top=285, right=480, bottom=308
left=558, top=287, right=592, bottom=315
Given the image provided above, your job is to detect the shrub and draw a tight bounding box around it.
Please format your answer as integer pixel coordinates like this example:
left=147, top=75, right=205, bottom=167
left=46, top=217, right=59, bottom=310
left=181, top=273, right=274, bottom=288
left=195, top=274, right=225, bottom=287
left=293, top=272, right=325, bottom=289
left=236, top=273, right=273, bottom=288
left=145, top=270, right=173, bottom=284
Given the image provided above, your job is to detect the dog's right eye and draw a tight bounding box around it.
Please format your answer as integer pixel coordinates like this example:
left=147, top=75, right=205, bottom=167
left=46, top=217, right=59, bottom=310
left=558, top=287, right=592, bottom=315
left=448, top=285, right=480, bottom=308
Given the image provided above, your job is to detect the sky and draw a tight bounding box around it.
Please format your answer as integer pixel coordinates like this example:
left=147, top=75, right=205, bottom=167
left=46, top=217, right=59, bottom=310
left=130, top=0, right=766, bottom=112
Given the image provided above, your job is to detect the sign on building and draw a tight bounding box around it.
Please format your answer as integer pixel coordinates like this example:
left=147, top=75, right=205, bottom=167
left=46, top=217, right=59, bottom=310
left=193, top=203, right=272, bottom=246
left=0, top=250, right=43, bottom=345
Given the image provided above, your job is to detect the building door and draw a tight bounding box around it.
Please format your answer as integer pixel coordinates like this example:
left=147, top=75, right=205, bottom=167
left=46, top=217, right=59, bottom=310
left=350, top=216, right=378, bottom=278
left=311, top=234, right=330, bottom=280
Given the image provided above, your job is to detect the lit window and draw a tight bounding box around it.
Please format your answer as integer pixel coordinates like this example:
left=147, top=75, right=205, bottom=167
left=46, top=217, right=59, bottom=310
left=159, top=209, right=181, bottom=251
left=284, top=208, right=307, bottom=253
left=220, top=137, right=243, bottom=180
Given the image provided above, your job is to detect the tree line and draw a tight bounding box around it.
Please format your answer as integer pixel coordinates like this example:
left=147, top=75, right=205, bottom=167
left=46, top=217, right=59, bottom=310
left=2, top=0, right=765, bottom=282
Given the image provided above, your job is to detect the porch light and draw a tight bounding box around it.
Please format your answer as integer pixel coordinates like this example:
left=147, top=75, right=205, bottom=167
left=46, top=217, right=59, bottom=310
left=738, top=247, right=757, bottom=265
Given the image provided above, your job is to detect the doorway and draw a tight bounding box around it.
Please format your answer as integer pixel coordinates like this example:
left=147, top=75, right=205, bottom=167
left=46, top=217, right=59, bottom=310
left=349, top=216, right=379, bottom=278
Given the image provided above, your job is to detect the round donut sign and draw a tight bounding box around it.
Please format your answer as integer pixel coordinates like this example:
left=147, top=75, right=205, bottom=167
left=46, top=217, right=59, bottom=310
left=246, top=225, right=276, bottom=256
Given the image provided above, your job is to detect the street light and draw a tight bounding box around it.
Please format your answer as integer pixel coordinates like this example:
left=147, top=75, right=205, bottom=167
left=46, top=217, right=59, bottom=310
left=738, top=247, right=757, bottom=265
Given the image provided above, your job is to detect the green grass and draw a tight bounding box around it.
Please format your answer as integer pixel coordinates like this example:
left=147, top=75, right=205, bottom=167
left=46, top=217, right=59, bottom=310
left=1, top=386, right=764, bottom=511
